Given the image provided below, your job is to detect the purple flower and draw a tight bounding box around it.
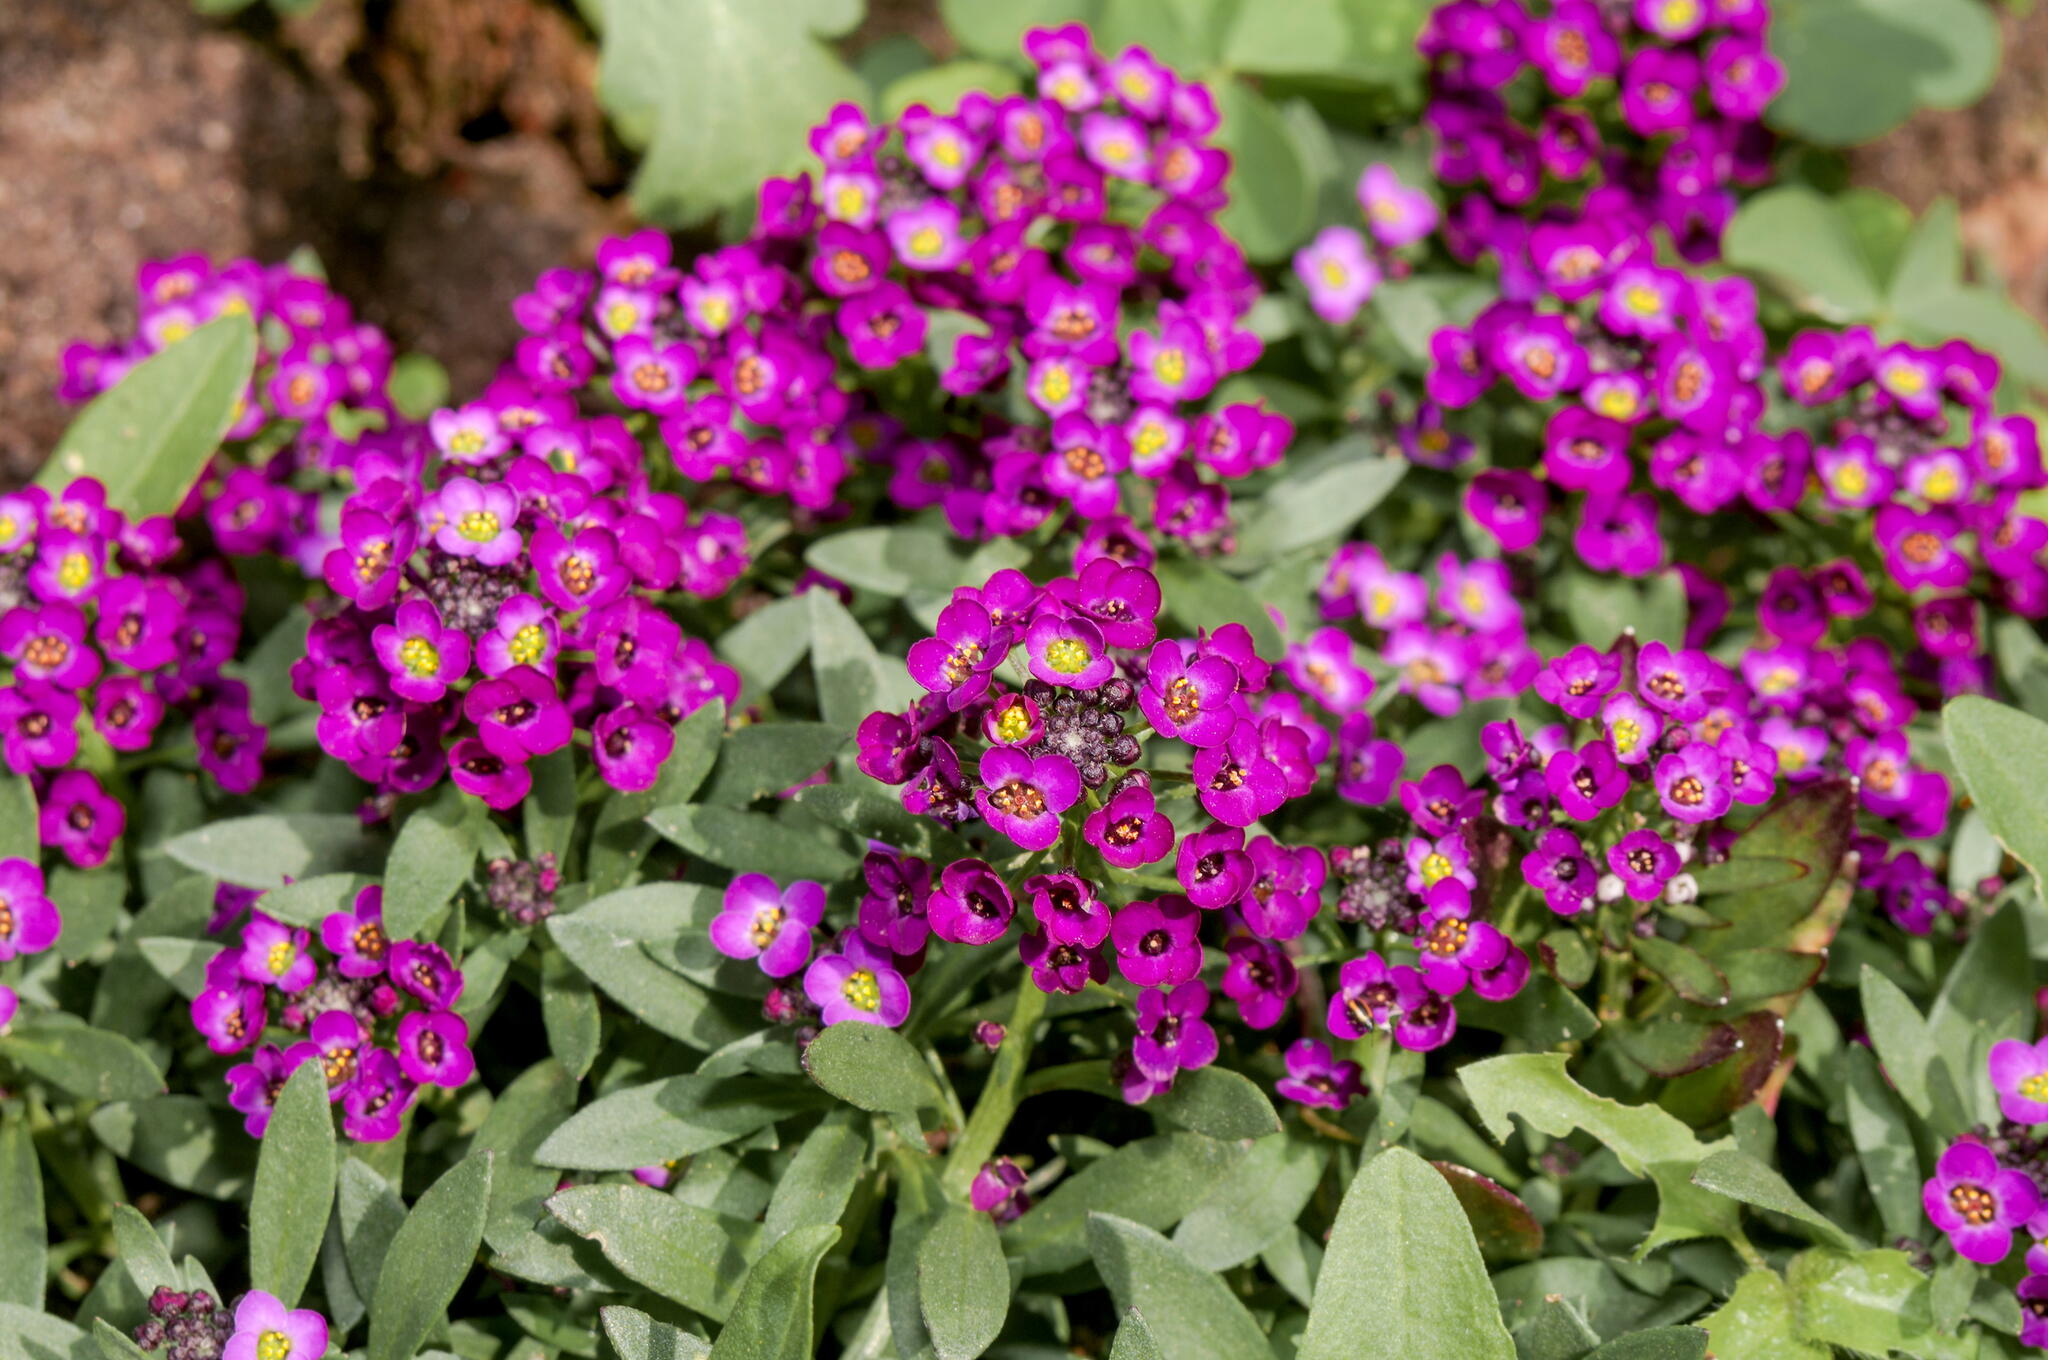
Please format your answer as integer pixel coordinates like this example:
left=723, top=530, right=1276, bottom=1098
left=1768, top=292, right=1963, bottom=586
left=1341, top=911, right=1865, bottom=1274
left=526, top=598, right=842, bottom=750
left=477, top=595, right=561, bottom=678
left=1025, top=871, right=1110, bottom=947
left=975, top=748, right=1081, bottom=851
left=389, top=940, right=464, bottom=1009
left=395, top=1010, right=475, bottom=1088
left=1276, top=1038, right=1363, bottom=1110
left=1520, top=829, right=1597, bottom=917
left=0, top=602, right=98, bottom=690
left=428, top=476, right=521, bottom=566
left=1989, top=1037, right=2048, bottom=1125
left=1110, top=896, right=1202, bottom=988
left=1544, top=741, right=1628, bottom=821
left=887, top=200, right=970, bottom=271
left=224, top=1291, right=328, bottom=1360
left=1132, top=980, right=1219, bottom=1081
left=0, top=858, right=59, bottom=962
left=372, top=598, right=470, bottom=703
left=1140, top=640, right=1240, bottom=747
left=1656, top=743, right=1734, bottom=823
left=1534, top=645, right=1620, bottom=718
left=839, top=282, right=927, bottom=369
left=2021, top=1275, right=2048, bottom=1349
left=1336, top=713, right=1404, bottom=805
left=286, top=1010, right=367, bottom=1102
left=1600, top=691, right=1662, bottom=766
left=1283, top=627, right=1372, bottom=713
left=1876, top=506, right=1970, bottom=592
left=226, top=1046, right=298, bottom=1138
left=240, top=914, right=316, bottom=992
left=1082, top=783, right=1173, bottom=868
left=1924, top=1140, right=2040, bottom=1265
left=1328, top=951, right=1424, bottom=1040
left=1024, top=612, right=1113, bottom=689
left=1413, top=881, right=1509, bottom=995
left=1636, top=641, right=1722, bottom=722
left=320, top=886, right=390, bottom=979
left=1222, top=938, right=1297, bottom=1028
left=1717, top=731, right=1778, bottom=807
left=1240, top=837, right=1326, bottom=941
left=803, top=933, right=911, bottom=1027
left=341, top=1048, right=417, bottom=1142
left=970, top=1158, right=1032, bottom=1224
left=92, top=676, right=163, bottom=753
left=191, top=981, right=266, bottom=1056
left=1358, top=163, right=1437, bottom=247
left=0, top=682, right=81, bottom=774
left=1293, top=227, right=1378, bottom=324
left=858, top=850, right=932, bottom=955
left=709, top=874, right=826, bottom=977
left=929, top=859, right=1017, bottom=946
left=1608, top=830, right=1680, bottom=903
left=1176, top=823, right=1253, bottom=910
left=909, top=600, right=1008, bottom=711
left=1465, top=469, right=1548, bottom=553
left=592, top=706, right=675, bottom=792
left=531, top=522, right=627, bottom=613
left=611, top=336, right=698, bottom=415
left=1020, top=930, right=1108, bottom=994
left=1193, top=719, right=1288, bottom=827
left=464, top=667, right=572, bottom=763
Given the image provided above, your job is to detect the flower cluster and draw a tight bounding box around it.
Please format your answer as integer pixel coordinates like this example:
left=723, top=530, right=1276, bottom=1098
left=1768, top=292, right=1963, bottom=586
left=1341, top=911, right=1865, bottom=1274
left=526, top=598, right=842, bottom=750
left=1422, top=0, right=1783, bottom=277
left=197, top=887, right=471, bottom=1142
left=0, top=478, right=266, bottom=860
left=704, top=23, right=1281, bottom=549
left=298, top=354, right=744, bottom=812
left=132, top=1288, right=235, bottom=1360
left=221, top=1293, right=328, bottom=1360
left=1294, top=163, right=1440, bottom=325
left=61, top=255, right=417, bottom=572
left=0, top=858, right=60, bottom=1034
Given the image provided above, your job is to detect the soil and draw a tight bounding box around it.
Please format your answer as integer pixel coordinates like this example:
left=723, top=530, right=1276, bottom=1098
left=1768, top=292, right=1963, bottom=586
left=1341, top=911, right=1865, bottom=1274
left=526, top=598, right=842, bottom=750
left=2, top=0, right=2045, bottom=488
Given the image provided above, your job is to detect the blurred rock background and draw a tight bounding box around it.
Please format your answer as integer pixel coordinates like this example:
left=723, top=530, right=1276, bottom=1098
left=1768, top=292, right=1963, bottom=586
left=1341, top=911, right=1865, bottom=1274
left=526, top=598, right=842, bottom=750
left=1, top=0, right=2040, bottom=483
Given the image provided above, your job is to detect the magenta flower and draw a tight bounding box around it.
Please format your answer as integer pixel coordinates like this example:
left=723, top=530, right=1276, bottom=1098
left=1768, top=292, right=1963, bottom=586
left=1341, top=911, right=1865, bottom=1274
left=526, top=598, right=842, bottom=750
left=285, top=1009, right=367, bottom=1102
left=1240, top=838, right=1326, bottom=941
left=1544, top=740, right=1627, bottom=821
left=0, top=858, right=59, bottom=963
left=1023, top=612, right=1113, bottom=689
left=975, top=748, right=1080, bottom=851
left=395, top=1010, right=475, bottom=1088
left=839, top=282, right=927, bottom=369
left=1082, top=783, right=1174, bottom=868
left=1608, top=830, right=1680, bottom=903
left=389, top=940, right=464, bottom=1009
left=1132, top=980, right=1219, bottom=1081
left=342, top=1048, right=418, bottom=1142
left=592, top=706, right=675, bottom=792
left=1020, top=930, right=1108, bottom=994
left=0, top=682, right=81, bottom=774
left=1175, top=823, right=1252, bottom=910
left=709, top=874, right=826, bottom=978
left=371, top=598, right=469, bottom=703
left=476, top=595, right=560, bottom=678
left=1337, top=713, right=1405, bottom=805
left=1521, top=829, right=1597, bottom=917
left=190, top=981, right=266, bottom=1056
left=531, top=522, right=626, bottom=613
left=226, top=1046, right=299, bottom=1137
left=427, top=476, right=521, bottom=566
left=909, top=600, right=1008, bottom=711
left=1357, top=164, right=1437, bottom=247
left=320, top=886, right=390, bottom=979
left=970, top=1158, right=1032, bottom=1224
left=858, top=850, right=932, bottom=955
left=1221, top=938, right=1297, bottom=1029
left=1534, top=645, right=1620, bottom=718
left=1283, top=627, right=1372, bottom=713
left=225, top=1291, right=328, bottom=1360
left=1139, top=639, right=1240, bottom=747
left=239, top=914, right=316, bottom=993
left=1924, top=1140, right=2039, bottom=1265
left=1989, top=1038, right=2048, bottom=1125
left=1656, top=744, right=1734, bottom=823
left=803, top=934, right=911, bottom=1028
left=1413, top=883, right=1509, bottom=996
left=1636, top=641, right=1723, bottom=722
left=1600, top=692, right=1662, bottom=766
left=1110, top=896, right=1202, bottom=988
left=929, top=859, right=1017, bottom=946
left=886, top=200, right=970, bottom=271
left=1193, top=719, right=1288, bottom=827
left=1328, top=951, right=1425, bottom=1040
left=463, top=667, right=571, bottom=763
left=1465, top=469, right=1548, bottom=553
left=1276, top=1038, right=1362, bottom=1110
left=1024, top=872, right=1110, bottom=948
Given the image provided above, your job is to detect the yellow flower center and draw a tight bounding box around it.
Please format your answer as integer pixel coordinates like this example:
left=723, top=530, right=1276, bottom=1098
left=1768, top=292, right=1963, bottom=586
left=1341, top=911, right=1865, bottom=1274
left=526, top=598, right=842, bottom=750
left=257, top=1332, right=293, bottom=1360
left=1419, top=853, right=1453, bottom=886
left=605, top=300, right=640, bottom=334
left=266, top=941, right=296, bottom=977
left=509, top=624, right=546, bottom=666
left=448, top=428, right=486, bottom=456
left=1922, top=465, right=1960, bottom=502
left=833, top=186, right=869, bottom=220
left=841, top=969, right=881, bottom=1012
left=58, top=552, right=91, bottom=591
left=908, top=227, right=944, bottom=258
left=1039, top=366, right=1072, bottom=404
left=457, top=510, right=500, bottom=542
left=1044, top=637, right=1092, bottom=675
left=1624, top=284, right=1663, bottom=316
left=1319, top=259, right=1348, bottom=287
left=1595, top=388, right=1638, bottom=419
left=1133, top=420, right=1168, bottom=457
left=2023, top=1073, right=2048, bottom=1103
left=995, top=704, right=1031, bottom=743
left=400, top=637, right=441, bottom=678
left=1153, top=349, right=1187, bottom=385
left=1833, top=462, right=1869, bottom=496
left=1611, top=718, right=1641, bottom=754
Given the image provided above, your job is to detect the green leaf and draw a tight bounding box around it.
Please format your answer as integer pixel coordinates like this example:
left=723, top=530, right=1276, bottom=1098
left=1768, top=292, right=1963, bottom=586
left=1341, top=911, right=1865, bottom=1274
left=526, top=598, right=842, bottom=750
left=645, top=803, right=858, bottom=881
left=89, top=1097, right=254, bottom=1200
left=1945, top=696, right=2048, bottom=882
left=387, top=353, right=450, bottom=421
left=1858, top=966, right=1936, bottom=1119
left=38, top=316, right=258, bottom=517
left=717, top=596, right=813, bottom=697
left=1295, top=1146, right=1514, bottom=1360
left=937, top=0, right=1100, bottom=62
left=601, top=1307, right=711, bottom=1360
left=698, top=723, right=849, bottom=805
left=1562, top=569, right=1687, bottom=650
left=1926, top=898, right=2032, bottom=1124
left=93, top=1320, right=150, bottom=1360
left=1690, top=1150, right=1856, bottom=1249
left=0, top=776, right=37, bottom=863
left=523, top=748, right=578, bottom=869
left=597, top=0, right=865, bottom=225
left=469, top=1060, right=578, bottom=1256
left=1428, top=1162, right=1544, bottom=1264
left=0, top=1116, right=43, bottom=1308
left=1459, top=1053, right=1738, bottom=1255
left=1785, top=1247, right=1941, bottom=1356
left=795, top=783, right=963, bottom=861
left=761, top=1109, right=866, bottom=1250
left=1154, top=556, right=1285, bottom=661
left=162, top=815, right=380, bottom=890
left=1210, top=82, right=1313, bottom=263
left=1088, top=1213, right=1274, bottom=1360
left=808, top=590, right=917, bottom=734
left=1886, top=197, right=1962, bottom=314
left=1513, top=1297, right=1601, bottom=1359
left=0, top=1024, right=164, bottom=1104
left=1006, top=1133, right=1248, bottom=1277
left=250, top=875, right=376, bottom=930
left=108, top=1205, right=180, bottom=1303
left=1767, top=0, right=1999, bottom=146
left=1232, top=439, right=1406, bottom=563
left=535, top=1075, right=813, bottom=1171
left=707, top=1223, right=838, bottom=1359
left=366, top=1153, right=492, bottom=1360
left=1460, top=974, right=1600, bottom=1048
left=1633, top=937, right=1731, bottom=1008
left=548, top=886, right=753, bottom=1052
left=248, top=1061, right=336, bottom=1307
left=588, top=701, right=725, bottom=894
left=803, top=1021, right=945, bottom=1113
left=540, top=946, right=602, bottom=1081
left=881, top=60, right=1020, bottom=120
left=1844, top=1045, right=1924, bottom=1242
left=919, top=1206, right=1010, bottom=1360
left=1145, top=1066, right=1282, bottom=1140
left=1221, top=0, right=1350, bottom=73
left=1173, top=1133, right=1324, bottom=1271
left=1721, top=188, right=1882, bottom=322
left=336, top=1159, right=406, bottom=1304
left=1582, top=1331, right=1707, bottom=1360
left=548, top=1183, right=758, bottom=1322
left=382, top=790, right=479, bottom=940
left=1108, top=1309, right=1164, bottom=1360
left=806, top=525, right=981, bottom=598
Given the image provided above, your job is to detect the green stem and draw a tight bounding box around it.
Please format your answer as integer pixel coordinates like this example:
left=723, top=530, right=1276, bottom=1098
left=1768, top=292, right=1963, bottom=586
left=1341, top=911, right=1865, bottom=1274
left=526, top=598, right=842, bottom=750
left=941, top=983, right=1048, bottom=1197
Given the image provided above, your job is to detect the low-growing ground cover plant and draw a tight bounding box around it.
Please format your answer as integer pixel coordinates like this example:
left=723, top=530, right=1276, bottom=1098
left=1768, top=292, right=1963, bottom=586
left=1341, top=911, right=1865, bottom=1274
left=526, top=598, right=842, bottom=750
left=6, top=2, right=2048, bottom=1358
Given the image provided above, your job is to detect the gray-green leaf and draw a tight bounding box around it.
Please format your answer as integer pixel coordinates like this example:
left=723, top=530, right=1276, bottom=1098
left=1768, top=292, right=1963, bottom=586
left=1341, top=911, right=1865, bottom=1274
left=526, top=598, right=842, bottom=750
left=366, top=1153, right=493, bottom=1360
left=248, top=1061, right=337, bottom=1306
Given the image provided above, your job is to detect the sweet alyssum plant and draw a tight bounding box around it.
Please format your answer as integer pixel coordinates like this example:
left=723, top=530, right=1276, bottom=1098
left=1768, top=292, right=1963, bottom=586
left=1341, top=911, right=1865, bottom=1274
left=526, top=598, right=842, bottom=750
left=6, top=4, right=2048, bottom=1360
